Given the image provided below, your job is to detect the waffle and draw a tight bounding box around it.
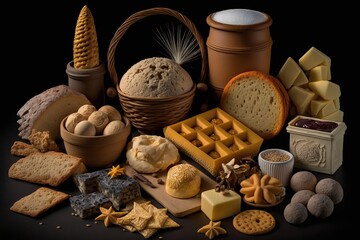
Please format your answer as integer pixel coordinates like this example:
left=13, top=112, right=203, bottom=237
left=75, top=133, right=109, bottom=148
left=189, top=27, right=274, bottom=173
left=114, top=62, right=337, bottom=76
left=164, top=108, right=263, bottom=176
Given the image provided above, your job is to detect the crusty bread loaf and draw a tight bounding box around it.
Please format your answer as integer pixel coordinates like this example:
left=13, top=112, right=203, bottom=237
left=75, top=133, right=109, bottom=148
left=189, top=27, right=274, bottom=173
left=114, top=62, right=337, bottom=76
left=220, top=71, right=289, bottom=140
left=17, top=84, right=91, bottom=140
left=8, top=151, right=85, bottom=186
left=120, top=57, right=193, bottom=97
left=10, top=187, right=70, bottom=217
left=165, top=163, right=201, bottom=198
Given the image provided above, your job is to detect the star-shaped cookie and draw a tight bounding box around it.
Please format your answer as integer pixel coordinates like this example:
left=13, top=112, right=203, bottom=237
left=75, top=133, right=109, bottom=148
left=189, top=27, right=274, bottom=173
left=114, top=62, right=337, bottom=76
left=197, top=221, right=227, bottom=239
left=95, top=206, right=127, bottom=227
left=108, top=165, right=125, bottom=179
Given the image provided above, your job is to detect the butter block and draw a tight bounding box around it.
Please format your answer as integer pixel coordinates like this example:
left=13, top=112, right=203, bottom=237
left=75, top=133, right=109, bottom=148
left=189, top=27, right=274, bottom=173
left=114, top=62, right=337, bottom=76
left=308, top=80, right=341, bottom=100
left=299, top=47, right=331, bottom=71
left=201, top=189, right=241, bottom=221
left=308, top=65, right=330, bottom=81
left=288, top=86, right=316, bottom=114
left=277, top=57, right=302, bottom=89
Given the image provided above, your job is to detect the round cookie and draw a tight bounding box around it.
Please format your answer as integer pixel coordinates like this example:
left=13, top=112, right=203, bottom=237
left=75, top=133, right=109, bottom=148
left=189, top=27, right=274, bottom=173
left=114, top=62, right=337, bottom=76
left=233, top=209, right=276, bottom=235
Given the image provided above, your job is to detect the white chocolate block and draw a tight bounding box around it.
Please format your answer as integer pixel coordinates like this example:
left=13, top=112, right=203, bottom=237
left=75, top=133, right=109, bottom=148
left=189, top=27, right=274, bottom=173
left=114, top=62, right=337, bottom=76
left=201, top=189, right=241, bottom=221
left=322, top=110, right=344, bottom=122
left=333, top=98, right=340, bottom=110
left=317, top=101, right=337, bottom=118
left=310, top=99, right=328, bottom=117
left=293, top=70, right=309, bottom=86
left=277, top=57, right=302, bottom=89
left=309, top=65, right=330, bottom=81
left=299, top=47, right=331, bottom=71
left=288, top=86, right=316, bottom=114
left=308, top=81, right=341, bottom=100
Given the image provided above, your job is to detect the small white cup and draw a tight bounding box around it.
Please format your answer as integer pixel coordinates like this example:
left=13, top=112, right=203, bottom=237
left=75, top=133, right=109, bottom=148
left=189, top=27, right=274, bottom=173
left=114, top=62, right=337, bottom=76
left=258, top=148, right=294, bottom=186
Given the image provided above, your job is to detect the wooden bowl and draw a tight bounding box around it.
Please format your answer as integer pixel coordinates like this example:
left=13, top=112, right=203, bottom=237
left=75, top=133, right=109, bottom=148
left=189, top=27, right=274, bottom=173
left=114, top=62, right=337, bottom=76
left=60, top=116, right=131, bottom=169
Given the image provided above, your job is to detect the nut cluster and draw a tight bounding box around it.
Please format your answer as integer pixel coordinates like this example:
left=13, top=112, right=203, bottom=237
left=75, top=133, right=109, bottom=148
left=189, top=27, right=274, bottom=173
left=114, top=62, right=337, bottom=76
left=65, top=104, right=124, bottom=136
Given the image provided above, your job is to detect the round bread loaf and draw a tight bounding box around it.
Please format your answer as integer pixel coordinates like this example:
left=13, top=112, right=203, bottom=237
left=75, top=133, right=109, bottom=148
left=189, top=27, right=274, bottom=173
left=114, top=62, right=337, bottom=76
left=220, top=71, right=289, bottom=140
left=120, top=57, right=193, bottom=97
left=165, top=163, right=201, bottom=198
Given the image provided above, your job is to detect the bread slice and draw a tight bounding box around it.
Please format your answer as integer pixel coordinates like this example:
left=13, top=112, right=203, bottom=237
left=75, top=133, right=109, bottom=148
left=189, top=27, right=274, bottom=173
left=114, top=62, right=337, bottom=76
left=10, top=187, right=70, bottom=217
left=8, top=151, right=84, bottom=186
left=17, top=84, right=91, bottom=140
left=220, top=71, right=289, bottom=140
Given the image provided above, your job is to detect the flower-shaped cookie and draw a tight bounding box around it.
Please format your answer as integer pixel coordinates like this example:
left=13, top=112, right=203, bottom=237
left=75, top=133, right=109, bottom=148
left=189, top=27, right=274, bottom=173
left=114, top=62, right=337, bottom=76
left=240, top=173, right=285, bottom=204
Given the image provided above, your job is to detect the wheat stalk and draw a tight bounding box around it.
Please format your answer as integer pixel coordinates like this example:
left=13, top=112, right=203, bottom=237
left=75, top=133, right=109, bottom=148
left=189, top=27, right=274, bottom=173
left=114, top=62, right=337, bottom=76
left=153, top=23, right=201, bottom=65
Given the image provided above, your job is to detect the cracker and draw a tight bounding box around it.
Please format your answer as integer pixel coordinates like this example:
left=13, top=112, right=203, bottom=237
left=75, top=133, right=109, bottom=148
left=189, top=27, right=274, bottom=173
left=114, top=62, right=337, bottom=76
left=116, top=202, right=152, bottom=231
left=10, top=187, right=70, bottom=217
left=233, top=210, right=275, bottom=235
left=8, top=151, right=83, bottom=186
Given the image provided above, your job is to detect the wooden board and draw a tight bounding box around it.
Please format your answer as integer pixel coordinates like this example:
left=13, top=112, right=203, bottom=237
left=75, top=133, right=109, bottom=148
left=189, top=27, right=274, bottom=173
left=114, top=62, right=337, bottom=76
left=124, top=161, right=217, bottom=218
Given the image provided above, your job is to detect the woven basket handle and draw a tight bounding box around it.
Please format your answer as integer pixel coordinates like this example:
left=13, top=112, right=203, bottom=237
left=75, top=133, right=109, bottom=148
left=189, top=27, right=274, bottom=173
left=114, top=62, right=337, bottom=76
left=107, top=7, right=208, bottom=90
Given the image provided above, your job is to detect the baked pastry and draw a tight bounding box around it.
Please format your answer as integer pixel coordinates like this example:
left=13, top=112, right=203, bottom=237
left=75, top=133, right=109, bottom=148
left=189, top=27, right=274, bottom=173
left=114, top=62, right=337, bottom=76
left=220, top=70, right=289, bottom=140
left=165, top=163, right=201, bottom=198
left=120, top=57, right=193, bottom=97
left=240, top=173, right=284, bottom=204
left=126, top=135, right=180, bottom=173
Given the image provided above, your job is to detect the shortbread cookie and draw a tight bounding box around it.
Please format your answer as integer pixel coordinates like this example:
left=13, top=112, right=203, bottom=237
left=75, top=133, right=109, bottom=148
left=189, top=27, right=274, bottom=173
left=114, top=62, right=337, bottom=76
left=233, top=210, right=275, bottom=235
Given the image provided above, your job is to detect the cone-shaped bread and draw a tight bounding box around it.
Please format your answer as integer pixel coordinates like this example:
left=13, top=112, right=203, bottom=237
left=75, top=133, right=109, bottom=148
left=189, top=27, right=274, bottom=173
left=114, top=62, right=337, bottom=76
left=73, top=5, right=99, bottom=69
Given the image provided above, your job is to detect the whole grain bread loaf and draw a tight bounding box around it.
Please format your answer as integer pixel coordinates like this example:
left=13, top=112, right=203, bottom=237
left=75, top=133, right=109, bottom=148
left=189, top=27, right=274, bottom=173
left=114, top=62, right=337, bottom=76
left=220, top=71, right=289, bottom=140
left=8, top=151, right=86, bottom=186
left=17, top=84, right=91, bottom=140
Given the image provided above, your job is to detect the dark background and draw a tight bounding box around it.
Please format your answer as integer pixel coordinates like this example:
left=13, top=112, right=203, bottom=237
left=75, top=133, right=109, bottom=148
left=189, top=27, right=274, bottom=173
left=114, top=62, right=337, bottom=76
left=1, top=0, right=354, bottom=239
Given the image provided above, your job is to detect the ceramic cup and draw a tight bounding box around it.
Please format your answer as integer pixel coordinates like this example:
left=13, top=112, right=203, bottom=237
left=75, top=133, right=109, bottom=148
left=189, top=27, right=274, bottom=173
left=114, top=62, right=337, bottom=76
left=258, top=148, right=294, bottom=186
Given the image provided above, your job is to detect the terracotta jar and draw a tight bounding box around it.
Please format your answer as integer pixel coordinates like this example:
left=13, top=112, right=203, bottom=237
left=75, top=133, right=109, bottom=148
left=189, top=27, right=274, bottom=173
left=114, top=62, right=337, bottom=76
left=66, top=60, right=106, bottom=108
left=206, top=9, right=273, bottom=100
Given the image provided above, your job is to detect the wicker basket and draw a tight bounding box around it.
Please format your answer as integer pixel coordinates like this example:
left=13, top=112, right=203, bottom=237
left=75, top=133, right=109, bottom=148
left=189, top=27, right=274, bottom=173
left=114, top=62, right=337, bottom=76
left=107, top=7, right=207, bottom=134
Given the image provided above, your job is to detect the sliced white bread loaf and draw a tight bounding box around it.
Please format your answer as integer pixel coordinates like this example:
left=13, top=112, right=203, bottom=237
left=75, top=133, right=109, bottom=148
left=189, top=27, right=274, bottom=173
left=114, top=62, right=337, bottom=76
left=220, top=71, right=289, bottom=140
left=17, top=84, right=91, bottom=140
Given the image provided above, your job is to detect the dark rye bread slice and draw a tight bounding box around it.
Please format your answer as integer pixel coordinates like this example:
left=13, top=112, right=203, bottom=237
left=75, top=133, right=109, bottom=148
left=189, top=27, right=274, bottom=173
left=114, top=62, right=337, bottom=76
left=10, top=187, right=70, bottom=217
left=220, top=71, right=289, bottom=140
left=8, top=151, right=86, bottom=186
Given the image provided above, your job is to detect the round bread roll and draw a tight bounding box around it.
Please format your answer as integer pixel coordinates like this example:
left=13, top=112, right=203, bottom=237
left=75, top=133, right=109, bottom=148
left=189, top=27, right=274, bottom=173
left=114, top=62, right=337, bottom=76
left=120, top=57, right=193, bottom=97
left=165, top=163, right=201, bottom=198
left=220, top=70, right=289, bottom=140
left=126, top=135, right=180, bottom=173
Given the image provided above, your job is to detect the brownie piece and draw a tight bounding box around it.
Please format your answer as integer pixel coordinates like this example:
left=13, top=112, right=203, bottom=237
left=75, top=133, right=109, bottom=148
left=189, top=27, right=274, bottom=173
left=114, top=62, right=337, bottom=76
left=69, top=192, right=112, bottom=218
left=73, top=169, right=108, bottom=194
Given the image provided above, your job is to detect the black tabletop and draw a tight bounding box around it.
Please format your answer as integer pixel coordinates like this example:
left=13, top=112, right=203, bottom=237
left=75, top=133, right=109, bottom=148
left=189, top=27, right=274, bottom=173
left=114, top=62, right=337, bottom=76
left=1, top=1, right=354, bottom=239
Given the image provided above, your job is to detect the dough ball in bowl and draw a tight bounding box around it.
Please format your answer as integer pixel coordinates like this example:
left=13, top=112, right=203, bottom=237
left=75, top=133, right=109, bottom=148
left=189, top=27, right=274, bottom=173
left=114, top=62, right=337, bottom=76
left=315, top=178, right=343, bottom=204
left=290, top=171, right=317, bottom=192
left=307, top=193, right=334, bottom=218
left=284, top=202, right=308, bottom=224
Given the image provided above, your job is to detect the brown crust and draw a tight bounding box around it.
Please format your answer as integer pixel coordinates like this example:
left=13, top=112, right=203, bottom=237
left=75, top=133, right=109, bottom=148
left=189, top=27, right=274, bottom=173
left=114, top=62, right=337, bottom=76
left=220, top=71, right=287, bottom=140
